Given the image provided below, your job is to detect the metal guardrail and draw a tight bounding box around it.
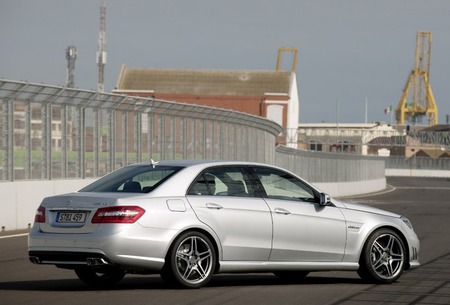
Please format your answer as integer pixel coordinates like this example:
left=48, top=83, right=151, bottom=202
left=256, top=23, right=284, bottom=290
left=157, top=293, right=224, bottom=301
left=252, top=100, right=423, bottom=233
left=298, top=127, right=450, bottom=147
left=386, top=156, right=450, bottom=171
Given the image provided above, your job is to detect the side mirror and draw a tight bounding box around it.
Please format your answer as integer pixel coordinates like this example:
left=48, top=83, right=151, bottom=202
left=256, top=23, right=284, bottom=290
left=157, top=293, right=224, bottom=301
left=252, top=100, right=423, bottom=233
left=319, top=193, right=331, bottom=206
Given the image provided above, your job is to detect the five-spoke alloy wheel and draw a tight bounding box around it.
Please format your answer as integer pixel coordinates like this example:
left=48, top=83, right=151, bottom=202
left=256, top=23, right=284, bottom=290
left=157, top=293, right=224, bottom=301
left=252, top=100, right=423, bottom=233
left=162, top=231, right=216, bottom=288
left=358, top=229, right=406, bottom=283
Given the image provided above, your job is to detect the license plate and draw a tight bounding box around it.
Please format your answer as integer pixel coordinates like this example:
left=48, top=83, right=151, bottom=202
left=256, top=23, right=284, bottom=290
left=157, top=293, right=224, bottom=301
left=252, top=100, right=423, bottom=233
left=56, top=212, right=87, bottom=223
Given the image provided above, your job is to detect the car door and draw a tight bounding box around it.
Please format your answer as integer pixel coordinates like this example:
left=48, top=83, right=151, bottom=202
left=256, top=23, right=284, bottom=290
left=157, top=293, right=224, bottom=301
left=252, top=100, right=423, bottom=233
left=186, top=166, right=273, bottom=261
left=252, top=166, right=347, bottom=262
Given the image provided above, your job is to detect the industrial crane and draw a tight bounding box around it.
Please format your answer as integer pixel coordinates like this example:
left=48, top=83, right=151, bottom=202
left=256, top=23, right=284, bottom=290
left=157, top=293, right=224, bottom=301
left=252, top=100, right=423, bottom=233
left=395, top=31, right=438, bottom=126
left=276, top=47, right=298, bottom=71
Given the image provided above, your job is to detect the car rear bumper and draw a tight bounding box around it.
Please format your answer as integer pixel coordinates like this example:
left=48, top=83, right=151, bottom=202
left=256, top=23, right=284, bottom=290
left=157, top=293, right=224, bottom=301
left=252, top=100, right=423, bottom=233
left=28, top=225, right=178, bottom=271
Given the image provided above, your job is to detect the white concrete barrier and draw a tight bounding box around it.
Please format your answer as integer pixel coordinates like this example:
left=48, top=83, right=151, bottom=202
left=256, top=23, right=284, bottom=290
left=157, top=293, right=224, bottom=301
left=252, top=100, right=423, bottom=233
left=386, top=169, right=450, bottom=177
left=313, top=178, right=386, bottom=198
left=0, top=177, right=385, bottom=232
left=0, top=179, right=96, bottom=232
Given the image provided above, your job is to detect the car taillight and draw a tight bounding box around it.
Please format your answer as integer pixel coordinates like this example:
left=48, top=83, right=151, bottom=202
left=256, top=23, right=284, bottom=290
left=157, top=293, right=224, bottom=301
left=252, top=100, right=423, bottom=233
left=91, top=206, right=145, bottom=223
left=35, top=206, right=46, bottom=223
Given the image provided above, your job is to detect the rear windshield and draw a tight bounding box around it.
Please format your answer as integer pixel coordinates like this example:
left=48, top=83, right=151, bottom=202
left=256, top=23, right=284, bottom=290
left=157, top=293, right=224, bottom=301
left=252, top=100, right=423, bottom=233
left=79, top=165, right=183, bottom=193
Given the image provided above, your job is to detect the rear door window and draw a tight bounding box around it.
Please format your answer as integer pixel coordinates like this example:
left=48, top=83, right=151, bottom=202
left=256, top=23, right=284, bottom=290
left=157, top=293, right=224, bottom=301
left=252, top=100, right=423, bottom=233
left=188, top=166, right=255, bottom=197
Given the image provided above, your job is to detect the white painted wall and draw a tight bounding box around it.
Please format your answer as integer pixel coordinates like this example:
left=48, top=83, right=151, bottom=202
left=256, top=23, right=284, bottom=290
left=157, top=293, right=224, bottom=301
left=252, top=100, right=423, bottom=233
left=313, top=178, right=386, bottom=198
left=0, top=179, right=95, bottom=232
left=386, top=169, right=450, bottom=177
left=266, top=104, right=284, bottom=126
left=287, top=72, right=299, bottom=148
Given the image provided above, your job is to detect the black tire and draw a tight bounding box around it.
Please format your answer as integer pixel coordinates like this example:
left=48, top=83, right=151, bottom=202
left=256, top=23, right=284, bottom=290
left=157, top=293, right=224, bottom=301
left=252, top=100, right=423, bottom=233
left=74, top=267, right=126, bottom=287
left=274, top=271, right=309, bottom=282
left=358, top=228, right=406, bottom=284
left=161, top=231, right=216, bottom=289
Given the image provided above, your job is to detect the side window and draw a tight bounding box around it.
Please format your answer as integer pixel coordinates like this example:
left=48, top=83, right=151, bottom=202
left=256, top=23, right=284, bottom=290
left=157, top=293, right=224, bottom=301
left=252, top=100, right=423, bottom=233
left=188, top=173, right=217, bottom=196
left=254, top=167, right=316, bottom=202
left=188, top=167, right=255, bottom=197
left=80, top=165, right=182, bottom=193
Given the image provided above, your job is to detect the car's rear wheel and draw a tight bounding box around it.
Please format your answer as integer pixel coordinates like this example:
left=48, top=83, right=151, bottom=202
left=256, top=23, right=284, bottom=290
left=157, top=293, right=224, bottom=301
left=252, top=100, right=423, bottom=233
left=74, top=267, right=126, bottom=287
left=358, top=228, right=406, bottom=283
left=274, top=271, right=309, bottom=282
left=161, top=231, right=216, bottom=288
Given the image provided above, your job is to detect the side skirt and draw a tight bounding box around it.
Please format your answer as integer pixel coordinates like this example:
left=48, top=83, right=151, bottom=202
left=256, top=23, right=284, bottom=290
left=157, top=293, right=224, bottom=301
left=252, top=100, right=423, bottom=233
left=218, top=261, right=359, bottom=273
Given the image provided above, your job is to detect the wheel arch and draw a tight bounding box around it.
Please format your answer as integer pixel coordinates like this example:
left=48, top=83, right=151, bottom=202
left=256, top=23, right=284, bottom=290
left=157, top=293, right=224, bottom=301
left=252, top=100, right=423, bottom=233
left=164, top=227, right=222, bottom=274
left=359, top=225, right=411, bottom=269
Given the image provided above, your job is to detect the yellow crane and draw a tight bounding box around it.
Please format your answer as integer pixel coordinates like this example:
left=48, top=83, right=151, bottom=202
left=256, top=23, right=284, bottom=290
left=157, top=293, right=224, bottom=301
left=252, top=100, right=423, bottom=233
left=395, top=31, right=438, bottom=125
left=276, top=47, right=298, bottom=71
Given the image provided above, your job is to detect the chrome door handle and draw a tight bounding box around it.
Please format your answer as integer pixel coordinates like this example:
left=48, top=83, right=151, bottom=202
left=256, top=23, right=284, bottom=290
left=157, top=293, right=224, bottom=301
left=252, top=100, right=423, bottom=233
left=274, top=208, right=291, bottom=215
left=206, top=203, right=223, bottom=210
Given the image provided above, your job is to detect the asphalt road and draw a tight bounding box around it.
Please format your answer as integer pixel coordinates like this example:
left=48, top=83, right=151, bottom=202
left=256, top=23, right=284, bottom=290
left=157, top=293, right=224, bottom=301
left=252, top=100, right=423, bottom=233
left=1, top=177, right=449, bottom=305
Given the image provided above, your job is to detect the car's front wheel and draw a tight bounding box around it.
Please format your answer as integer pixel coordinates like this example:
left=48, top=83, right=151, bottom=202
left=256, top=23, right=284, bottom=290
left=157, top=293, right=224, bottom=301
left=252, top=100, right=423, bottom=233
left=161, top=231, right=216, bottom=288
left=74, top=267, right=126, bottom=287
left=358, top=228, right=406, bottom=283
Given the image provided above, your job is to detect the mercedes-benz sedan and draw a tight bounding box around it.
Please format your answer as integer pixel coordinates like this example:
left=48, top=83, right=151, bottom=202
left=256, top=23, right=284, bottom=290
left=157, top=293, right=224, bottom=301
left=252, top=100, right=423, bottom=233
left=28, top=160, right=420, bottom=288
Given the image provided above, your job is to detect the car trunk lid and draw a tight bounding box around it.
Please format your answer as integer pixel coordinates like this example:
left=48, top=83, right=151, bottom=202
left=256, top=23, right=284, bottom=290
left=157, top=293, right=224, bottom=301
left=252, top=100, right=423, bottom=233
left=37, top=192, right=140, bottom=233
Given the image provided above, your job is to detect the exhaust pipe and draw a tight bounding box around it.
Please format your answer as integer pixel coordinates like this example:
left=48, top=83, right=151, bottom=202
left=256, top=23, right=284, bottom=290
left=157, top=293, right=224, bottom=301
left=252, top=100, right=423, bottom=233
left=29, top=256, right=41, bottom=264
left=86, top=257, right=110, bottom=266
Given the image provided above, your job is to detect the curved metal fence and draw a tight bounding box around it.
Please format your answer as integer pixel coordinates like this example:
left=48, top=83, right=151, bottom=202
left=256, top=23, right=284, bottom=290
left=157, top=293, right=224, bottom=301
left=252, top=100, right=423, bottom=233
left=0, top=79, right=280, bottom=181
left=275, top=146, right=385, bottom=183
left=0, top=79, right=386, bottom=183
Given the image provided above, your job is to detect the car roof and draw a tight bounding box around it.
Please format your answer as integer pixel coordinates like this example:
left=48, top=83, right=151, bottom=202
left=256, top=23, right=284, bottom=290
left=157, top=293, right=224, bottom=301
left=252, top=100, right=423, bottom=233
left=130, top=159, right=270, bottom=168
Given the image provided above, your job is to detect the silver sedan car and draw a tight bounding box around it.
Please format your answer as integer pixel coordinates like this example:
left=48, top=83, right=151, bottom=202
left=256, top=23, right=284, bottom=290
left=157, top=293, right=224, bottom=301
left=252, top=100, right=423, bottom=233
left=28, top=160, right=420, bottom=288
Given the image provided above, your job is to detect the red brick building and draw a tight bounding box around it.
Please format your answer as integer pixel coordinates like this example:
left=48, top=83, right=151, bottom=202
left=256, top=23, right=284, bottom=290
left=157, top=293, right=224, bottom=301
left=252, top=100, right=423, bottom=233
left=113, top=66, right=299, bottom=147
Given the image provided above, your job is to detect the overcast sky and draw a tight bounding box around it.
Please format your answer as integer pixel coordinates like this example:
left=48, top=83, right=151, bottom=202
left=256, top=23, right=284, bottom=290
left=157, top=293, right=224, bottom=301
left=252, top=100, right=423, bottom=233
left=1, top=0, right=449, bottom=124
